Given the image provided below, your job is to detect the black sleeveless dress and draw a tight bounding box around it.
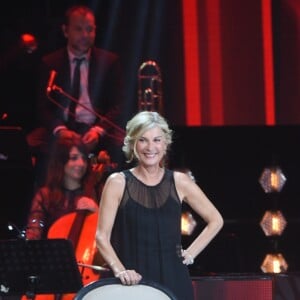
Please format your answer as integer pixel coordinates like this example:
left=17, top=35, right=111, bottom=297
left=111, top=169, right=194, bottom=300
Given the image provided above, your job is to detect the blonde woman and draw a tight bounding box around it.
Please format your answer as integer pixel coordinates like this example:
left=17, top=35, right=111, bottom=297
left=96, top=111, right=223, bottom=300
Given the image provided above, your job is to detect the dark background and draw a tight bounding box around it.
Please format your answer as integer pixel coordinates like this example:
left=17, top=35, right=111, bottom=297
left=169, top=125, right=300, bottom=274
left=1, top=0, right=300, bottom=276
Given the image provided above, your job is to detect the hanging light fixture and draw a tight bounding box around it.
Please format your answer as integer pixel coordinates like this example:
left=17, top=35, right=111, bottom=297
left=259, top=164, right=288, bottom=273
left=259, top=166, right=286, bottom=193
left=181, top=211, right=197, bottom=236
left=260, top=210, right=287, bottom=236
left=261, top=253, right=288, bottom=273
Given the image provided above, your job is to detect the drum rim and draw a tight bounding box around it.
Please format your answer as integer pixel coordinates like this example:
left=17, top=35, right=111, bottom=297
left=74, top=277, right=178, bottom=300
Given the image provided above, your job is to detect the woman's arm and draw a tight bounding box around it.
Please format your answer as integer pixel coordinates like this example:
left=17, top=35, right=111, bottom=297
left=174, top=171, right=224, bottom=264
left=95, top=172, right=142, bottom=285
left=25, top=188, right=48, bottom=240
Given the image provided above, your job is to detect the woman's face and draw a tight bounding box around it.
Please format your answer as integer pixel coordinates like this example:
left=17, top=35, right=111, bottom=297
left=64, top=146, right=88, bottom=181
left=135, top=126, right=167, bottom=167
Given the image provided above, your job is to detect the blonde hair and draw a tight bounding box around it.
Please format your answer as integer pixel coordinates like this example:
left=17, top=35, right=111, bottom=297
left=122, top=111, right=173, bottom=163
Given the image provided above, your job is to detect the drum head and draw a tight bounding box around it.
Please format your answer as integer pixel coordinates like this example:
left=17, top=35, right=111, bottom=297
left=75, top=278, right=178, bottom=300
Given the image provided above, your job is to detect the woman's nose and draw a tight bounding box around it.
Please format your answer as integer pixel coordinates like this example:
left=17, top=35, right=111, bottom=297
left=76, top=157, right=86, bottom=166
left=146, top=142, right=154, bottom=150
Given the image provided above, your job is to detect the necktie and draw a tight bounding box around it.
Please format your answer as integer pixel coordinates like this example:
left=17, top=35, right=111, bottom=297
left=68, top=57, right=84, bottom=123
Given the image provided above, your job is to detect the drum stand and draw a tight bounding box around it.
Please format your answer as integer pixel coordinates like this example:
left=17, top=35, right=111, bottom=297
left=0, top=239, right=82, bottom=300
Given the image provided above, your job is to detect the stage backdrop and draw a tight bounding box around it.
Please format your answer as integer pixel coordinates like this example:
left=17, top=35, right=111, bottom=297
left=0, top=0, right=299, bottom=127
left=169, top=125, right=300, bottom=274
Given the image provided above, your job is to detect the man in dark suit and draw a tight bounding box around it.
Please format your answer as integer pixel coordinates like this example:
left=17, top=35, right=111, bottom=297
left=28, top=4, right=124, bottom=186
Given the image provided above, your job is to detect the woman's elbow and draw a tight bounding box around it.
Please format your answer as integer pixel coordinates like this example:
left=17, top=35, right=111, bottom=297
left=216, top=212, right=224, bottom=231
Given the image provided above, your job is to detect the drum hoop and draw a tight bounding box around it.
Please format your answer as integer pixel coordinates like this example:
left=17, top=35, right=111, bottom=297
left=74, top=277, right=178, bottom=300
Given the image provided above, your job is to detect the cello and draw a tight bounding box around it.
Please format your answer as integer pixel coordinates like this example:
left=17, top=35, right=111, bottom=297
left=48, top=210, right=106, bottom=282
left=24, top=151, right=113, bottom=300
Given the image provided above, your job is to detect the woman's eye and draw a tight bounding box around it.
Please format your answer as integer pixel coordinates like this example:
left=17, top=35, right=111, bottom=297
left=69, top=155, right=79, bottom=161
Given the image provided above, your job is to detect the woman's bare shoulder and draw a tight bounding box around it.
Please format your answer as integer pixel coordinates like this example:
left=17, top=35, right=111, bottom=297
left=173, top=170, right=192, bottom=184
left=105, top=171, right=126, bottom=186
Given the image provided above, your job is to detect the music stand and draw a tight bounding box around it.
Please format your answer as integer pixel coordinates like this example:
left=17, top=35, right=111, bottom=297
left=0, top=238, right=83, bottom=299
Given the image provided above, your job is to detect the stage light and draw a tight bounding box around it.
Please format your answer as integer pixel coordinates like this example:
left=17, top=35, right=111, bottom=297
left=259, top=164, right=288, bottom=273
left=181, top=211, right=197, bottom=235
left=261, top=253, right=288, bottom=273
left=20, top=33, right=38, bottom=54
left=259, top=166, right=286, bottom=193
left=260, top=210, right=287, bottom=236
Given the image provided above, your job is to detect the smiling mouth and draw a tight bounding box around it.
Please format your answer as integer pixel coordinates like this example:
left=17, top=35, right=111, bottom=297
left=144, top=153, right=157, bottom=158
left=73, top=168, right=85, bottom=174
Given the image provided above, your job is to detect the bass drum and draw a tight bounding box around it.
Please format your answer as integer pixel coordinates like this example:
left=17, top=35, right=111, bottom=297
left=74, top=278, right=178, bottom=300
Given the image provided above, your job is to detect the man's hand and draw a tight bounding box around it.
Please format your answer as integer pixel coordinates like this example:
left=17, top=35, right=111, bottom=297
left=56, top=128, right=80, bottom=140
left=81, top=128, right=100, bottom=152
